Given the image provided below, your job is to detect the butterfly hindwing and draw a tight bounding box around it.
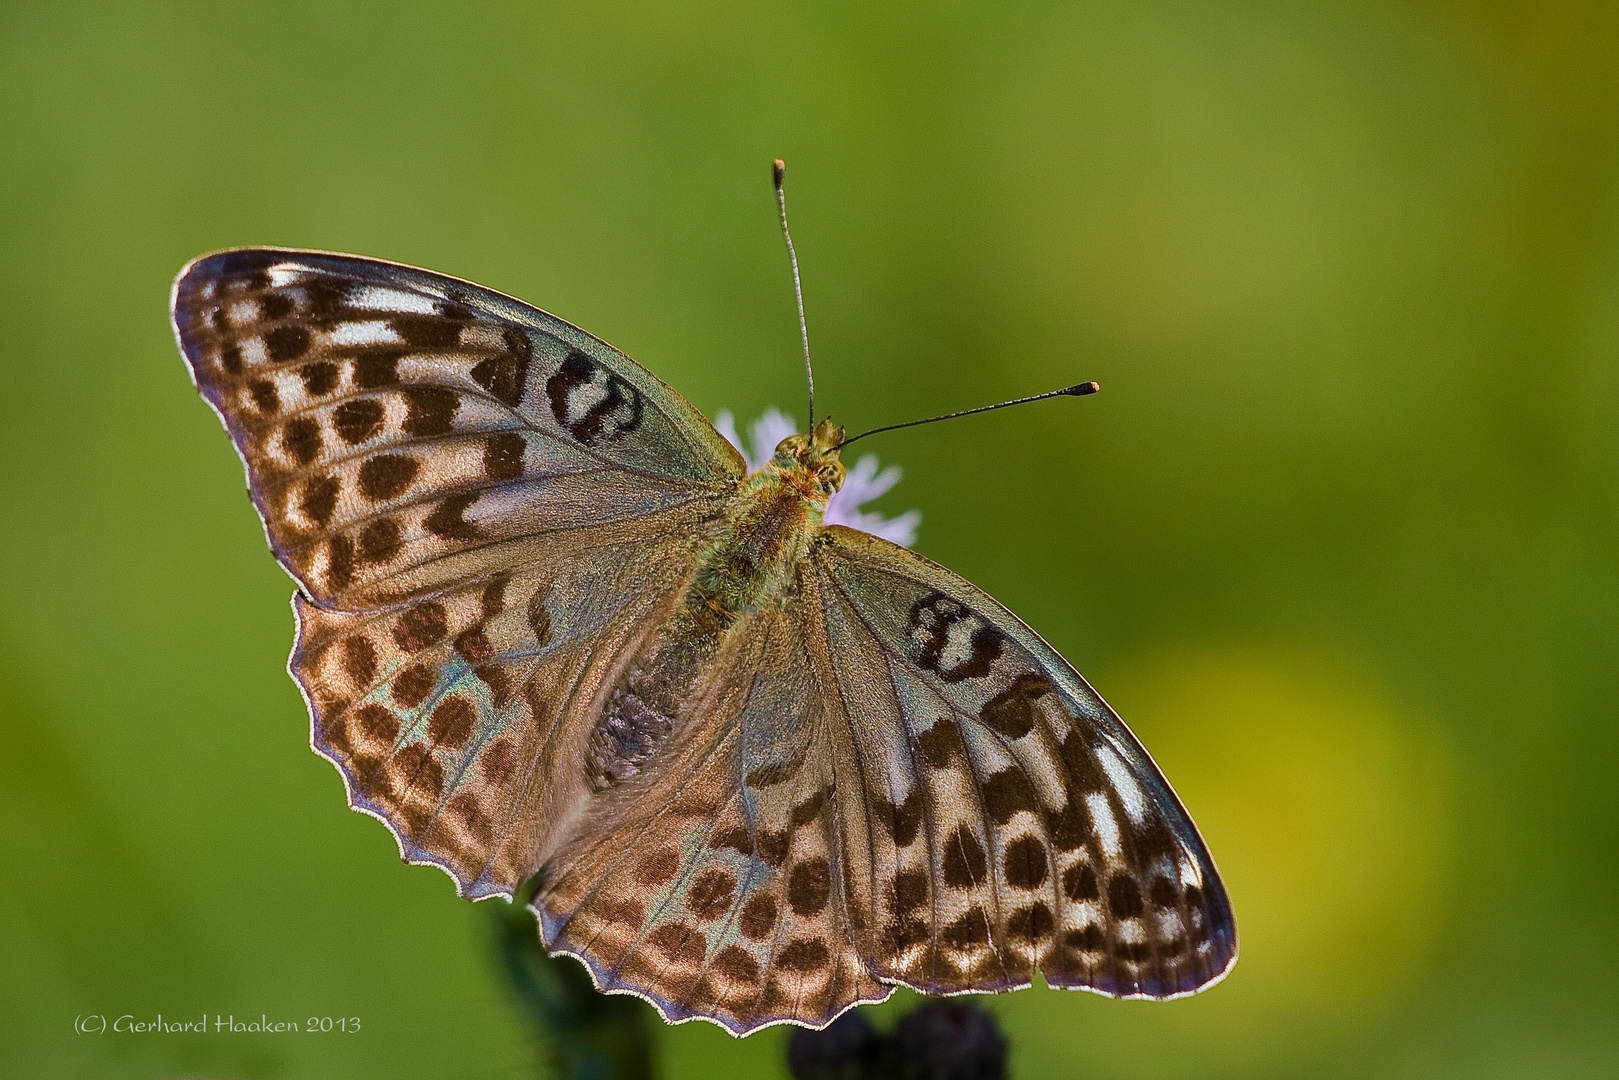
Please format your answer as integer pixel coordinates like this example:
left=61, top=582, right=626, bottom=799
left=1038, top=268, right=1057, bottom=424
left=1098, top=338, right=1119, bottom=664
left=292, top=532, right=695, bottom=897
left=172, top=248, right=744, bottom=609
left=532, top=603, right=889, bottom=1034
left=807, top=526, right=1238, bottom=1000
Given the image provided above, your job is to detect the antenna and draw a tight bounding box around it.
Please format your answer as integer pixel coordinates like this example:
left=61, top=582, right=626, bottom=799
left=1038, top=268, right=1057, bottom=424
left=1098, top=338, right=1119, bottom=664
left=841, top=382, right=1100, bottom=446
left=773, top=159, right=815, bottom=427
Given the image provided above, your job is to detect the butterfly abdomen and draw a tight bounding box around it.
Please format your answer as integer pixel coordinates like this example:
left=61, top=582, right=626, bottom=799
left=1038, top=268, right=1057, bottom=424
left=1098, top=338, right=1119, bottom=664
left=587, top=688, right=675, bottom=789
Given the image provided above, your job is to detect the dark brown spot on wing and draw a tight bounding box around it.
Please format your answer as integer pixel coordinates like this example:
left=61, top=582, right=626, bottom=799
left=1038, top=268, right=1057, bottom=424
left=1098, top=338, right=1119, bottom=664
left=1060, top=731, right=1109, bottom=794
left=392, top=664, right=434, bottom=707
left=341, top=636, right=377, bottom=684
left=647, top=923, right=705, bottom=966
left=1047, top=801, right=1090, bottom=852
left=635, top=846, right=680, bottom=887
left=304, top=279, right=355, bottom=321
left=402, top=386, right=458, bottom=437
left=878, top=791, right=923, bottom=847
left=739, top=894, right=778, bottom=940
left=943, top=825, right=988, bottom=888
left=1007, top=903, right=1053, bottom=942
left=1117, top=941, right=1153, bottom=963
left=883, top=917, right=930, bottom=954
left=299, top=360, right=340, bottom=396
left=710, top=946, right=760, bottom=987
left=479, top=573, right=509, bottom=618
left=301, top=475, right=340, bottom=526
left=755, top=830, right=788, bottom=867
left=790, top=787, right=829, bottom=828
left=483, top=432, right=525, bottom=480
left=601, top=896, right=646, bottom=928
left=425, top=493, right=479, bottom=541
left=1135, top=814, right=1179, bottom=863
left=355, top=703, right=401, bottom=743
left=323, top=715, right=354, bottom=756
left=392, top=602, right=448, bottom=652
left=351, top=753, right=387, bottom=796
left=326, top=535, right=354, bottom=590
left=469, top=329, right=532, bottom=407
left=979, top=673, right=1054, bottom=739
left=709, top=826, right=752, bottom=856
left=400, top=805, right=431, bottom=837
left=915, top=718, right=962, bottom=768
left=982, top=767, right=1038, bottom=825
left=333, top=399, right=385, bottom=444
left=260, top=291, right=295, bottom=320
left=427, top=696, right=476, bottom=750
left=249, top=378, right=279, bottom=414
left=777, top=938, right=830, bottom=973
left=353, top=349, right=403, bottom=389
left=451, top=793, right=493, bottom=844
left=1108, top=875, right=1144, bottom=918
left=357, top=518, right=401, bottom=563
left=358, top=454, right=419, bottom=500
left=474, top=663, right=510, bottom=703
left=282, top=417, right=322, bottom=465
left=454, top=628, right=492, bottom=663
left=1064, top=863, right=1099, bottom=901
left=893, top=869, right=928, bottom=912
left=1003, top=835, right=1049, bottom=889
left=393, top=315, right=463, bottom=349
left=1067, top=924, right=1105, bottom=953
left=482, top=738, right=516, bottom=786
left=396, top=744, right=444, bottom=799
left=265, top=325, right=311, bottom=362
left=439, top=300, right=475, bottom=323
left=787, top=858, right=831, bottom=916
left=686, top=868, right=737, bottom=922
left=943, top=907, right=990, bottom=949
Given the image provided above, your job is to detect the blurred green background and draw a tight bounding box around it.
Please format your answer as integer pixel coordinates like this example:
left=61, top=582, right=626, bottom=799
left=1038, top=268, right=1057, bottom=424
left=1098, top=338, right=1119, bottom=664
left=2, top=2, right=1616, bottom=1077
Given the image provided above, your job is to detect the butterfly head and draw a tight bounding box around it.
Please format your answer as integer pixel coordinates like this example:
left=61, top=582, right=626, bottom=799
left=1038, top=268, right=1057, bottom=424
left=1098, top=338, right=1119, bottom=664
left=773, top=418, right=847, bottom=497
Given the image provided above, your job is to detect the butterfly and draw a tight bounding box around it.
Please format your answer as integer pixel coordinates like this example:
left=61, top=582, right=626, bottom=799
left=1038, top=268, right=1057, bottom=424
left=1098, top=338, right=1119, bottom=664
left=171, top=245, right=1236, bottom=1035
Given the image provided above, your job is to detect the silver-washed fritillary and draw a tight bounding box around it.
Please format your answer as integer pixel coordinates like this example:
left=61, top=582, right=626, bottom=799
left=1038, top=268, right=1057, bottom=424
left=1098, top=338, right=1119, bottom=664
left=172, top=216, right=1235, bottom=1035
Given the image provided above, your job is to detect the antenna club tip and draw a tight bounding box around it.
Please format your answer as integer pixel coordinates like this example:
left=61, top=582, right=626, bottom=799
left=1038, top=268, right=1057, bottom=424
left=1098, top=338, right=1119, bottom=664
left=1069, top=381, right=1100, bottom=396
left=772, top=160, right=786, bottom=188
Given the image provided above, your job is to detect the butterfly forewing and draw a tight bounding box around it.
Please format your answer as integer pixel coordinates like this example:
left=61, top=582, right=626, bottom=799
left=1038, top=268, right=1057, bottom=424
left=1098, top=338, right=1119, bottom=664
left=172, top=248, right=743, bottom=610
left=809, top=527, right=1237, bottom=1000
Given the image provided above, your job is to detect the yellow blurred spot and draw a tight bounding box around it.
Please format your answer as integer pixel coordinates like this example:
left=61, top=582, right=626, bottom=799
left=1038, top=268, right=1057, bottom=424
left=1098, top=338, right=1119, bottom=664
left=1008, top=641, right=1455, bottom=1075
